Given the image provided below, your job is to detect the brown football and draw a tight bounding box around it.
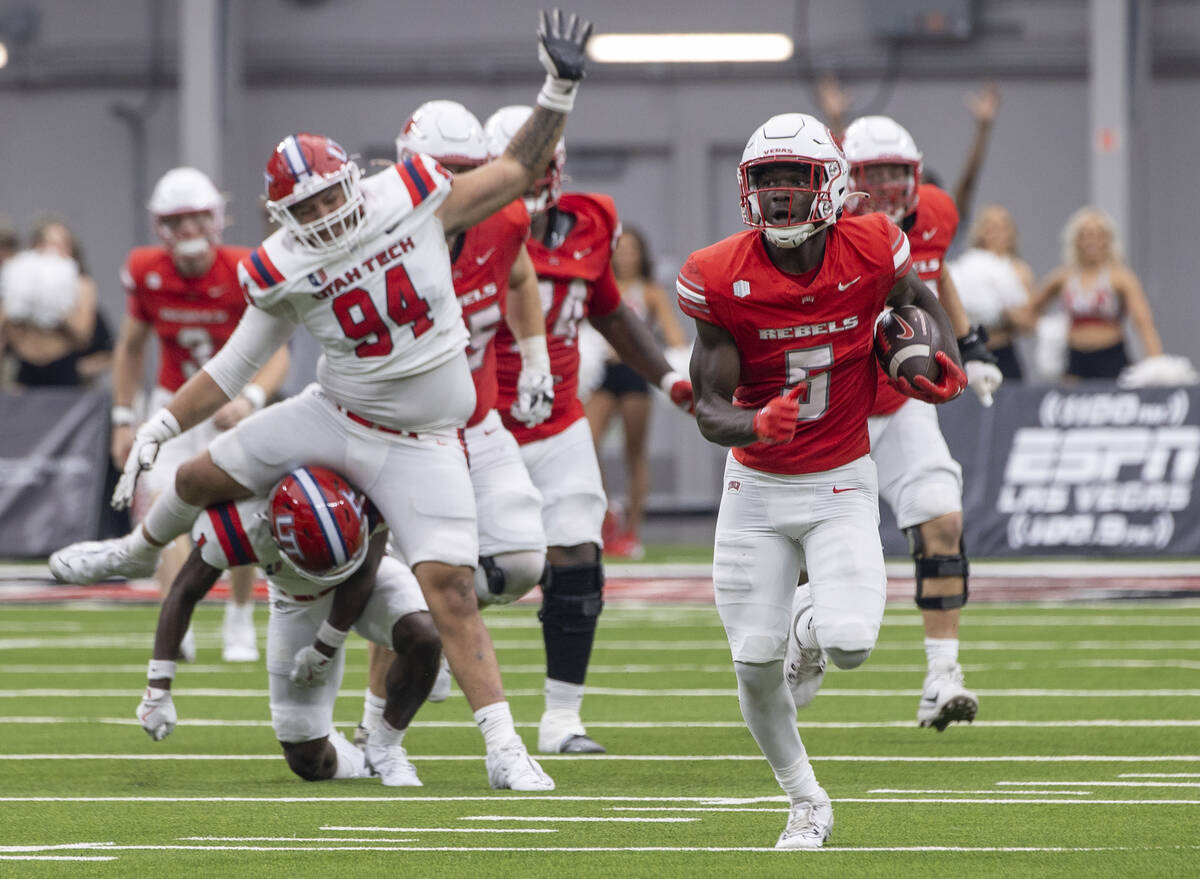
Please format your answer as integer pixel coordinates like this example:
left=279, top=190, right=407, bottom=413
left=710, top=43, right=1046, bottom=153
left=874, top=304, right=944, bottom=385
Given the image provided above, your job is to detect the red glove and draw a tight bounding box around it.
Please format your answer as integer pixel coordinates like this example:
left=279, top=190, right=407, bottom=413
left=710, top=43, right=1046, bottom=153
left=892, top=351, right=967, bottom=404
left=659, top=371, right=695, bottom=415
left=753, top=383, right=806, bottom=444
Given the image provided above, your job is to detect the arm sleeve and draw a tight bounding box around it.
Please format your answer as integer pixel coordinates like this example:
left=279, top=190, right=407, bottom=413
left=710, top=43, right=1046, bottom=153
left=201, top=304, right=295, bottom=398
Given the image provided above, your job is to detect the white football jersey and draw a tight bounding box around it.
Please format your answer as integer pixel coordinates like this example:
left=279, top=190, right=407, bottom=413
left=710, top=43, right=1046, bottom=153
left=191, top=497, right=323, bottom=596
left=237, top=154, right=471, bottom=420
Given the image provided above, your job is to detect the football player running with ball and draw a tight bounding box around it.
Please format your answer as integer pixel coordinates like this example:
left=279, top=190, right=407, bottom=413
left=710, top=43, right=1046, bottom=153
left=485, top=105, right=695, bottom=755
left=138, top=466, right=440, bottom=787
left=842, top=116, right=1003, bottom=730
left=679, top=113, right=963, bottom=848
left=54, top=8, right=593, bottom=792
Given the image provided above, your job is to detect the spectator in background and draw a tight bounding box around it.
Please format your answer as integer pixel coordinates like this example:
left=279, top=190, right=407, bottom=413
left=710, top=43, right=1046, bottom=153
left=584, top=227, right=688, bottom=560
left=948, top=204, right=1035, bottom=379
left=1031, top=207, right=1163, bottom=380
left=0, top=219, right=17, bottom=265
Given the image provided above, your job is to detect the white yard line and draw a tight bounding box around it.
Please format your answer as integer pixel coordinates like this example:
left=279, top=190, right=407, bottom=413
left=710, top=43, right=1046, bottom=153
left=998, top=780, right=1200, bottom=788
left=868, top=789, right=1094, bottom=795
left=2, top=754, right=1200, bottom=764
left=456, top=816, right=696, bottom=823
left=1119, top=773, right=1200, bottom=778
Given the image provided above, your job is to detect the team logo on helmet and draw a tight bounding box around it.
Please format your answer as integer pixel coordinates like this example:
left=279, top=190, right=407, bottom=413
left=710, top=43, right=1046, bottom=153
left=268, top=466, right=369, bottom=585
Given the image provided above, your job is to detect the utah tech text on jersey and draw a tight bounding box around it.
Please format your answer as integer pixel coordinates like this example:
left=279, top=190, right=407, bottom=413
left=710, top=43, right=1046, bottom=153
left=309, top=236, right=418, bottom=301
left=758, top=315, right=859, bottom=341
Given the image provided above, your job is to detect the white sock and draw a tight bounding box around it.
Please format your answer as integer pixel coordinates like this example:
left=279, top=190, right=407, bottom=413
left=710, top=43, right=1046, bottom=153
left=373, top=718, right=407, bottom=746
left=142, top=483, right=202, bottom=548
left=775, top=754, right=821, bottom=802
left=360, top=689, right=385, bottom=732
left=224, top=601, right=253, bottom=626
left=544, top=677, right=584, bottom=715
left=475, top=701, right=518, bottom=752
left=329, top=730, right=368, bottom=779
left=925, top=637, right=959, bottom=666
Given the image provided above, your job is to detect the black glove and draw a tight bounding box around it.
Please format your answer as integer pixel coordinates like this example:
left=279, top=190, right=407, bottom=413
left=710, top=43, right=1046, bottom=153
left=956, top=325, right=999, bottom=365
left=538, top=9, right=593, bottom=81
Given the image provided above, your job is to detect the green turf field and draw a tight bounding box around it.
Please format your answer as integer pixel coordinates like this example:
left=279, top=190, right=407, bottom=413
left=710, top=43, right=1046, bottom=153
left=1, top=599, right=1197, bottom=877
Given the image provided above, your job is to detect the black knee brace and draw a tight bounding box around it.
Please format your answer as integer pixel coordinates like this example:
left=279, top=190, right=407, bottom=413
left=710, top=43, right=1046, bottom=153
left=480, top=555, right=506, bottom=596
left=539, top=561, right=605, bottom=633
left=906, top=526, right=969, bottom=611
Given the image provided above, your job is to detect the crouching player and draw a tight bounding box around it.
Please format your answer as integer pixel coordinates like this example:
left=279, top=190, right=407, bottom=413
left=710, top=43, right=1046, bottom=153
left=136, top=466, right=441, bottom=786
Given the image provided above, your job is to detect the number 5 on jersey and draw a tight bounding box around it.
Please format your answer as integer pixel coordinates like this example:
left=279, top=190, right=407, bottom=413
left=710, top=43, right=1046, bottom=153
left=785, top=344, right=833, bottom=420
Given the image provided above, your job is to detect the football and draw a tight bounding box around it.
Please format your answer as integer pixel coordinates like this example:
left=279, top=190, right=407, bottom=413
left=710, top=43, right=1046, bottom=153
left=874, top=304, right=944, bottom=386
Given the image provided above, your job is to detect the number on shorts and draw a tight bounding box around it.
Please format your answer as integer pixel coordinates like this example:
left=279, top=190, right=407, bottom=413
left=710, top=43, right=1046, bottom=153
left=176, top=327, right=214, bottom=377
left=785, top=344, right=834, bottom=420
left=332, top=264, right=433, bottom=358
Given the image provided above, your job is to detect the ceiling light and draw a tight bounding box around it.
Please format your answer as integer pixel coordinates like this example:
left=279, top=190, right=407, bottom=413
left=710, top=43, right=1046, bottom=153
left=0, top=42, right=8, bottom=69
left=587, top=33, right=794, bottom=64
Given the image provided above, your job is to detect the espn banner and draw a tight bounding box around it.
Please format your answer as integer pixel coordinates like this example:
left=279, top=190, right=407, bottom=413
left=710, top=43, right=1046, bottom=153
left=0, top=389, right=110, bottom=557
left=879, top=384, right=1200, bottom=557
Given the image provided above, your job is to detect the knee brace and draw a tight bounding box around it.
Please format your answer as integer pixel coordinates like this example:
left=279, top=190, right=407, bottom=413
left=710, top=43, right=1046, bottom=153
left=906, top=526, right=969, bottom=611
left=475, top=550, right=548, bottom=607
left=539, top=560, right=604, bottom=634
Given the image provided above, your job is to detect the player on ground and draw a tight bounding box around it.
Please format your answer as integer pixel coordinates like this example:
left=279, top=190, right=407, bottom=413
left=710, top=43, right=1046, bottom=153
left=842, top=116, right=1002, bottom=730
left=113, top=167, right=291, bottom=663
left=137, top=466, right=439, bottom=786
left=353, top=100, right=553, bottom=744
left=485, top=104, right=695, bottom=755
left=51, top=8, right=594, bottom=791
left=680, top=113, right=964, bottom=848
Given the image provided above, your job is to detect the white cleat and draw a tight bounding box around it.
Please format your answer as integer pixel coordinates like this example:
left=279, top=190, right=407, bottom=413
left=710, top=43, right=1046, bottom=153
left=365, top=733, right=422, bottom=787
left=918, top=657, right=979, bottom=731
left=49, top=536, right=157, bottom=584
left=784, top=589, right=826, bottom=710
left=352, top=723, right=370, bottom=751
left=221, top=603, right=259, bottom=663
left=428, top=656, right=452, bottom=703
left=178, top=625, right=197, bottom=663
left=538, top=708, right=605, bottom=754
left=775, top=786, right=833, bottom=850
left=487, top=738, right=556, bottom=791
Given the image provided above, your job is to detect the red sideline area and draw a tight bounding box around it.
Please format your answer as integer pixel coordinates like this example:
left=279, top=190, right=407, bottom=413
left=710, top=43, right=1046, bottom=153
left=1, top=574, right=1198, bottom=603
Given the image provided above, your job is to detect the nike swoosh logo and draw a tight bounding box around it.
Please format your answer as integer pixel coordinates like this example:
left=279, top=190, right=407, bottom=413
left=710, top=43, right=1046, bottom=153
left=837, top=276, right=861, bottom=291
left=475, top=247, right=496, bottom=266
left=922, top=692, right=939, bottom=704
left=573, top=247, right=592, bottom=260
left=385, top=222, right=401, bottom=235
left=832, top=486, right=859, bottom=494
left=922, top=227, right=938, bottom=241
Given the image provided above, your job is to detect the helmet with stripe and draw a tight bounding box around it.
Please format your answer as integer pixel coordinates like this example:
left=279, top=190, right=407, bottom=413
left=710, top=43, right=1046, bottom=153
left=397, top=100, right=489, bottom=171
left=268, top=466, right=369, bottom=586
left=483, top=104, right=565, bottom=216
left=842, top=115, right=923, bottom=224
left=264, top=133, right=364, bottom=254
left=148, top=166, right=224, bottom=260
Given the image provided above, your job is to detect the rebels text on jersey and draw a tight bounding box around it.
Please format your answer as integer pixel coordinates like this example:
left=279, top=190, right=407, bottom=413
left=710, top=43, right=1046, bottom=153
left=677, top=213, right=912, bottom=475
left=453, top=200, right=531, bottom=427
left=237, top=155, right=470, bottom=401
left=872, top=183, right=959, bottom=416
left=494, top=192, right=622, bottom=443
left=122, top=245, right=251, bottom=391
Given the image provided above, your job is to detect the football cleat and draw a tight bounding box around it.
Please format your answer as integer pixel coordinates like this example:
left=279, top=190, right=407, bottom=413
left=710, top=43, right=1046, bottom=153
left=221, top=602, right=259, bottom=663
left=538, top=708, right=606, bottom=754
left=918, top=657, right=979, bottom=731
left=776, top=786, right=833, bottom=850
left=49, top=536, right=158, bottom=584
left=784, top=587, right=826, bottom=709
left=486, top=738, right=555, bottom=791
left=365, top=733, right=422, bottom=787
left=428, top=656, right=452, bottom=703
left=352, top=723, right=370, bottom=750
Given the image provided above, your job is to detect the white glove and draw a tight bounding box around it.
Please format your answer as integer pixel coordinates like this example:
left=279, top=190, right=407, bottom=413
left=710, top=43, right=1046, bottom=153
left=965, top=359, right=1003, bottom=407
left=111, top=408, right=181, bottom=510
left=511, top=334, right=555, bottom=427
left=137, top=686, right=177, bottom=741
left=289, top=644, right=335, bottom=688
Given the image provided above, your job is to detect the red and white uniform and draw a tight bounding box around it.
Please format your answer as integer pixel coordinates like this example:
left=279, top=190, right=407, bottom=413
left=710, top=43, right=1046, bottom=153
left=192, top=497, right=426, bottom=744
left=493, top=193, right=622, bottom=548
left=867, top=184, right=964, bottom=530
left=678, top=214, right=908, bottom=665
left=451, top=201, right=546, bottom=557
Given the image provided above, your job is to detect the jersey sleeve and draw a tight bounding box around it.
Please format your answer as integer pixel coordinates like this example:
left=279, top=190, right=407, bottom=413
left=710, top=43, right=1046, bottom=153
left=887, top=218, right=913, bottom=280
left=237, top=246, right=289, bottom=312
left=395, top=153, right=454, bottom=213
left=676, top=255, right=715, bottom=324
left=193, top=500, right=262, bottom=570
left=120, top=253, right=152, bottom=322
left=587, top=263, right=622, bottom=318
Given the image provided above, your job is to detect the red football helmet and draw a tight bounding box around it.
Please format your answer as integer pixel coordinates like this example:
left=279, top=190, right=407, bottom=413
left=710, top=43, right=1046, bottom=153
left=268, top=466, right=369, bottom=585
left=263, top=133, right=364, bottom=254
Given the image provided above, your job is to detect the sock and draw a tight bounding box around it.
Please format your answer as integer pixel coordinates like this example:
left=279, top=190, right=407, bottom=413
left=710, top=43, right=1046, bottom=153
left=141, top=483, right=203, bottom=547
left=329, top=730, right=368, bottom=778
left=544, top=677, right=585, bottom=716
left=360, top=689, right=385, bottom=732
left=925, top=637, right=959, bottom=666
left=224, top=600, right=253, bottom=627
left=733, top=660, right=806, bottom=775
left=373, top=718, right=407, bottom=746
left=475, top=701, right=518, bottom=752
left=775, top=754, right=821, bottom=802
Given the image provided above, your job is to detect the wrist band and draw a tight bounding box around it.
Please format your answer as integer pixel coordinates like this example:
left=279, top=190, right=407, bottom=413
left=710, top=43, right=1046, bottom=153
left=148, top=659, right=177, bottom=681
left=315, top=621, right=349, bottom=649
left=659, top=370, right=684, bottom=395
left=536, top=74, right=578, bottom=113
left=241, top=384, right=267, bottom=411
left=112, top=406, right=137, bottom=427
left=516, top=335, right=551, bottom=372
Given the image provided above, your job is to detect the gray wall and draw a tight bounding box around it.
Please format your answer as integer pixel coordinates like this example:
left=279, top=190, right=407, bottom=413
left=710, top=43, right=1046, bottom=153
left=2, top=0, right=1197, bottom=369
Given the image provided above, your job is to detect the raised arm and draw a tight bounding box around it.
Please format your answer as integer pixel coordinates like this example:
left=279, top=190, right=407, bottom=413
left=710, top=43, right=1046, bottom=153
left=437, top=10, right=593, bottom=236
left=953, top=83, right=1001, bottom=221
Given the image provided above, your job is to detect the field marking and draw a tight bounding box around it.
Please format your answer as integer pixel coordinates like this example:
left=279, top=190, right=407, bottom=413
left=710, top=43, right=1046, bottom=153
left=998, top=780, right=1200, bottom=789
left=615, top=798, right=1200, bottom=807
left=1120, top=773, right=1200, bottom=778
left=316, top=827, right=557, bottom=834
left=456, top=815, right=696, bottom=823
left=0, top=856, right=117, bottom=861
left=867, top=789, right=1094, bottom=796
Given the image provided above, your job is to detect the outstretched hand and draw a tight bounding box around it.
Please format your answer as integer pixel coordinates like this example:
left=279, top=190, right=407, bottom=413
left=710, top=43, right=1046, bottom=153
left=537, top=9, right=593, bottom=81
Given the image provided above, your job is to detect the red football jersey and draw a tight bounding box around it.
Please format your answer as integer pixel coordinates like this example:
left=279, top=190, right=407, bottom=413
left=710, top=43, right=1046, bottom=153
left=121, top=245, right=252, bottom=391
left=871, top=183, right=959, bottom=415
left=495, top=192, right=622, bottom=443
left=452, top=201, right=531, bottom=427
left=677, top=214, right=912, bottom=475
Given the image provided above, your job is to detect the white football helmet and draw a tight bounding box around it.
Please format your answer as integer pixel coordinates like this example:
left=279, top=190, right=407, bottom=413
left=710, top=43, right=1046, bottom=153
left=396, top=100, right=489, bottom=169
left=738, top=113, right=849, bottom=248
left=147, top=167, right=224, bottom=259
left=842, top=115, right=923, bottom=224
left=484, top=104, right=566, bottom=216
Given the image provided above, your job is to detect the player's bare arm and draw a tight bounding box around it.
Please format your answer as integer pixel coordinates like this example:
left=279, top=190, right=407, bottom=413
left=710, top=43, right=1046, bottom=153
left=590, top=303, right=675, bottom=386
left=691, top=318, right=759, bottom=447
left=110, top=315, right=154, bottom=467
left=935, top=263, right=973, bottom=339
left=312, top=532, right=388, bottom=659
left=149, top=547, right=222, bottom=685
left=503, top=245, right=547, bottom=339
left=1114, top=266, right=1165, bottom=358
